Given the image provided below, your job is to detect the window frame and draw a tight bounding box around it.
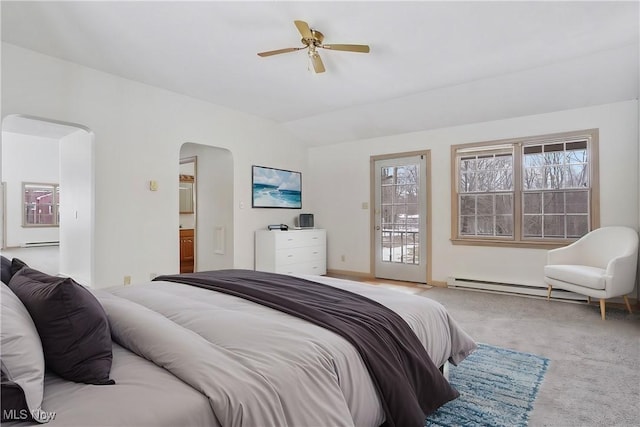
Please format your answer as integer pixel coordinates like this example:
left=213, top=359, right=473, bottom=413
left=450, top=129, right=599, bottom=248
left=22, top=182, right=60, bottom=228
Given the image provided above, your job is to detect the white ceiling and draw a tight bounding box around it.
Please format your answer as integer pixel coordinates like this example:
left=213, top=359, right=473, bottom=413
left=2, top=1, right=639, bottom=146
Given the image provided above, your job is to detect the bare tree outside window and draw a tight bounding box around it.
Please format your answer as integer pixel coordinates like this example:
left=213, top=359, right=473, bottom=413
left=452, top=129, right=598, bottom=247
left=458, top=151, right=514, bottom=238
left=381, top=164, right=420, bottom=264
left=523, top=141, right=589, bottom=238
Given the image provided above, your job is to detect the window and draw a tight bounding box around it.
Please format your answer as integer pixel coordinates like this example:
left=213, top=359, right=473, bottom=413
left=23, top=183, right=60, bottom=227
left=451, top=129, right=599, bottom=247
left=458, top=149, right=514, bottom=238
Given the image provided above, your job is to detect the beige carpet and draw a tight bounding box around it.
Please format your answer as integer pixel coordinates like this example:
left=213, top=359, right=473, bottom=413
left=418, top=286, right=640, bottom=427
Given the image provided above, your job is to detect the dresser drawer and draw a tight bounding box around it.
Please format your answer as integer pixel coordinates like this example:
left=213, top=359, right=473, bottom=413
left=275, top=246, right=326, bottom=266
left=277, top=261, right=327, bottom=276
left=274, top=230, right=325, bottom=249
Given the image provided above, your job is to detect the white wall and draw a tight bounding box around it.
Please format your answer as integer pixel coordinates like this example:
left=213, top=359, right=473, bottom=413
left=180, top=143, right=234, bottom=271
left=59, top=129, right=93, bottom=284
left=0, top=131, right=60, bottom=247
left=309, top=100, right=639, bottom=287
left=2, top=43, right=308, bottom=288
left=5, top=41, right=637, bottom=292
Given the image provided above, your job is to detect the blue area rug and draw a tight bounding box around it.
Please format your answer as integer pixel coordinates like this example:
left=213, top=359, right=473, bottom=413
left=426, top=343, right=549, bottom=427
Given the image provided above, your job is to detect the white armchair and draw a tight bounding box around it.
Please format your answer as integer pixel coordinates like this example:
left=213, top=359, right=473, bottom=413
left=544, top=226, right=639, bottom=320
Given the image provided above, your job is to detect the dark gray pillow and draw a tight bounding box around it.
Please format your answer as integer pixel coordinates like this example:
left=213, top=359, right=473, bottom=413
left=1, top=256, right=11, bottom=284
left=10, top=257, right=28, bottom=276
left=8, top=268, right=115, bottom=385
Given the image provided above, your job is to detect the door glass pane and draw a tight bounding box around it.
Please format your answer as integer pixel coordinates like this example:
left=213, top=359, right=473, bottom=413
left=381, top=205, right=393, bottom=226
left=380, top=163, right=420, bottom=265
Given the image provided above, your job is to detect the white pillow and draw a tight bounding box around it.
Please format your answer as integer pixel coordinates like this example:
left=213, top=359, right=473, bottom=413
left=0, top=283, right=48, bottom=423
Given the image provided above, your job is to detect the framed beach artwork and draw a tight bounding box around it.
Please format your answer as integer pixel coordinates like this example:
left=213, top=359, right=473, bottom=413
left=252, top=165, right=302, bottom=209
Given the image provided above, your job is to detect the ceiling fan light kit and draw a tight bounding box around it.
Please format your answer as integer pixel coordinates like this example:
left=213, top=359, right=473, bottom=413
left=258, top=20, right=370, bottom=73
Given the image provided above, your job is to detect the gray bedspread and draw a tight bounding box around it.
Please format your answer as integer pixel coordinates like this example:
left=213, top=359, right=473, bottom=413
left=4, top=343, right=218, bottom=427
left=7, top=274, right=476, bottom=427
left=153, top=269, right=460, bottom=427
left=103, top=274, right=476, bottom=427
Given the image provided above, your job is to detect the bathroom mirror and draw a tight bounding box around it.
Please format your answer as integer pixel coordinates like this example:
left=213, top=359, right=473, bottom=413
left=179, top=175, right=194, bottom=214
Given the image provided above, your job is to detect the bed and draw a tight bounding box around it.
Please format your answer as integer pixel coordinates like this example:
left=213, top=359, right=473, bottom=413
left=1, top=260, right=476, bottom=427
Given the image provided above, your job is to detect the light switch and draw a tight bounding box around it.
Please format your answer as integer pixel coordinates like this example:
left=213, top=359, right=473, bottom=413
left=362, top=202, right=369, bottom=210
left=149, top=180, right=158, bottom=191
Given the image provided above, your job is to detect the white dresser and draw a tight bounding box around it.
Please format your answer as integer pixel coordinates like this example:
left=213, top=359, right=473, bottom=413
left=255, top=229, right=326, bottom=275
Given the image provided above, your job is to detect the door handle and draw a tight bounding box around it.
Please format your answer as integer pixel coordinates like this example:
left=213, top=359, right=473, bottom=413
left=375, top=226, right=380, bottom=230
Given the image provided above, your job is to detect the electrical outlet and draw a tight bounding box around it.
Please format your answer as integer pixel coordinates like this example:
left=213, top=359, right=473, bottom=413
left=124, top=276, right=131, bottom=285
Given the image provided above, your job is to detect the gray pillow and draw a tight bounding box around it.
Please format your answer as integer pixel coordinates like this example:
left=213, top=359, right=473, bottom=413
left=8, top=268, right=115, bottom=386
left=0, top=283, right=46, bottom=421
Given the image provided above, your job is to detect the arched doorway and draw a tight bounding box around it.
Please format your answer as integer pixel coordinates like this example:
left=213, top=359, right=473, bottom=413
left=1, top=114, right=95, bottom=285
left=179, top=143, right=233, bottom=271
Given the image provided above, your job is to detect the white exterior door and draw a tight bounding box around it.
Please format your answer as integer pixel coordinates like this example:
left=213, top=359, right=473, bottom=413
left=374, top=154, right=428, bottom=283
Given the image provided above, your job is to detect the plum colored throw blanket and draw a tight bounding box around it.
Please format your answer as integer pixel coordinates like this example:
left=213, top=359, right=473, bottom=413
left=154, top=269, right=458, bottom=427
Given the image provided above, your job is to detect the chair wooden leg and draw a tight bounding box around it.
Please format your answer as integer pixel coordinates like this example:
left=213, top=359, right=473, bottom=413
left=599, top=299, right=606, bottom=320
left=623, top=296, right=633, bottom=314
left=546, top=285, right=552, bottom=300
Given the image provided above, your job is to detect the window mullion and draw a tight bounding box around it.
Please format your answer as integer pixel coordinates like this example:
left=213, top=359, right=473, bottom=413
left=513, top=142, right=523, bottom=241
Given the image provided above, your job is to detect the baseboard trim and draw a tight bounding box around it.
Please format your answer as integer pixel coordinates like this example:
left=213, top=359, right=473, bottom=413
left=328, top=269, right=447, bottom=288
left=429, top=280, right=448, bottom=288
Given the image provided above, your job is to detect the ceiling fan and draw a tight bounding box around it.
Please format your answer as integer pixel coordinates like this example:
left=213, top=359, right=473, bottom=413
left=257, top=20, right=370, bottom=73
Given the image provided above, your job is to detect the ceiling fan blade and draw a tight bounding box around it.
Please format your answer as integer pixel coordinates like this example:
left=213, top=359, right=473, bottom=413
left=320, top=44, right=370, bottom=53
left=257, top=47, right=304, bottom=57
left=294, top=20, right=313, bottom=40
left=311, top=53, right=326, bottom=73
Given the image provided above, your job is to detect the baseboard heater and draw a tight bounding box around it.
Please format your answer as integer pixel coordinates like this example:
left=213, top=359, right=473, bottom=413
left=446, top=277, right=587, bottom=301
left=21, top=241, right=60, bottom=248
